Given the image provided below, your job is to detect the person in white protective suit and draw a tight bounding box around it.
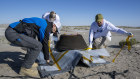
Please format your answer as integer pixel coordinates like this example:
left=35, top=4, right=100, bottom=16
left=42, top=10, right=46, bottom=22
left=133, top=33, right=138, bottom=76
left=88, top=14, right=133, bottom=49
left=42, top=11, right=61, bottom=44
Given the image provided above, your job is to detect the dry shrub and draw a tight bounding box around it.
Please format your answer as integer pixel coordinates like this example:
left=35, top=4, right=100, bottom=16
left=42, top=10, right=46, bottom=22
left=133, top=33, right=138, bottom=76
left=119, top=38, right=140, bottom=47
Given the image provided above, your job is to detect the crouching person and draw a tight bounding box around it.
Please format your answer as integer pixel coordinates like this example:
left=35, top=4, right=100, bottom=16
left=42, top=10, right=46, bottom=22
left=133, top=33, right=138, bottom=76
left=89, top=14, right=133, bottom=49
left=42, top=11, right=61, bottom=44
left=5, top=17, right=57, bottom=77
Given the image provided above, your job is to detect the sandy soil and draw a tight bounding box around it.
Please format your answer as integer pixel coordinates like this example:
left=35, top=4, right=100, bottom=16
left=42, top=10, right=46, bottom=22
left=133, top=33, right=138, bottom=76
left=0, top=26, right=140, bottom=79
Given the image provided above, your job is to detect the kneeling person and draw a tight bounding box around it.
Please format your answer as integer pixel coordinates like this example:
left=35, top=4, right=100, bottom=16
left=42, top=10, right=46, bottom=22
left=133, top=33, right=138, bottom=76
left=89, top=14, right=133, bottom=49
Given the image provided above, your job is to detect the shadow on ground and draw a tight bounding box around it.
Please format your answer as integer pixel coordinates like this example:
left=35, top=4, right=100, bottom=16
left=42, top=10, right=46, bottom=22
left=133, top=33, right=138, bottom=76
left=0, top=52, right=25, bottom=74
left=108, top=45, right=121, bottom=48
left=0, top=75, right=40, bottom=79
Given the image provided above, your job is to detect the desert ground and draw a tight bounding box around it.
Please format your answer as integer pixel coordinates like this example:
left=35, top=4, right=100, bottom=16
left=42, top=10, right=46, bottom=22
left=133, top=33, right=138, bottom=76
left=0, top=25, right=140, bottom=79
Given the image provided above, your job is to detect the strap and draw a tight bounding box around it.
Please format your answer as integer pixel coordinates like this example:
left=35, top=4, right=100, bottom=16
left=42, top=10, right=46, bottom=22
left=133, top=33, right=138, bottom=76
left=84, top=48, right=92, bottom=50
left=82, top=56, right=94, bottom=62
left=56, top=50, right=69, bottom=63
left=90, top=56, right=94, bottom=61
left=83, top=56, right=91, bottom=62
left=112, top=35, right=133, bottom=62
left=126, top=35, right=133, bottom=50
left=84, top=47, right=96, bottom=50
left=48, top=40, right=61, bottom=70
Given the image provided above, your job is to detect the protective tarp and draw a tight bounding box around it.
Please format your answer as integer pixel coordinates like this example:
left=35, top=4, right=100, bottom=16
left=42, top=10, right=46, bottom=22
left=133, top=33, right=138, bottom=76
left=37, top=50, right=82, bottom=78
left=87, top=48, right=110, bottom=57
left=37, top=48, right=110, bottom=78
left=37, top=34, right=110, bottom=78
left=75, top=49, right=110, bottom=67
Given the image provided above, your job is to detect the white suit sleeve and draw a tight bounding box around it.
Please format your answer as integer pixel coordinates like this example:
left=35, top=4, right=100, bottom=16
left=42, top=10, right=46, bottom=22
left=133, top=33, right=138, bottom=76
left=42, top=12, right=50, bottom=20
left=89, top=25, right=94, bottom=47
left=54, top=14, right=61, bottom=33
left=107, top=22, right=128, bottom=35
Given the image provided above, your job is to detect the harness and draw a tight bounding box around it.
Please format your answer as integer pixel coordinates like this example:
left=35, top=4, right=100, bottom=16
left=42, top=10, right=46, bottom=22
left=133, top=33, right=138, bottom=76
left=13, top=20, right=40, bottom=38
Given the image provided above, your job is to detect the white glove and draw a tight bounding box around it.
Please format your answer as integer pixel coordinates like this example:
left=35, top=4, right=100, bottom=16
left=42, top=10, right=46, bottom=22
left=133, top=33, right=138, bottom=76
left=49, top=33, right=53, bottom=40
left=88, top=43, right=93, bottom=51
left=127, top=32, right=133, bottom=36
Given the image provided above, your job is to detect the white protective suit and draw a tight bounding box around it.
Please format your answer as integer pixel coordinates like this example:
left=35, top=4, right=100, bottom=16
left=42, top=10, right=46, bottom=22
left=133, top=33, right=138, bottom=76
left=89, top=19, right=129, bottom=48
